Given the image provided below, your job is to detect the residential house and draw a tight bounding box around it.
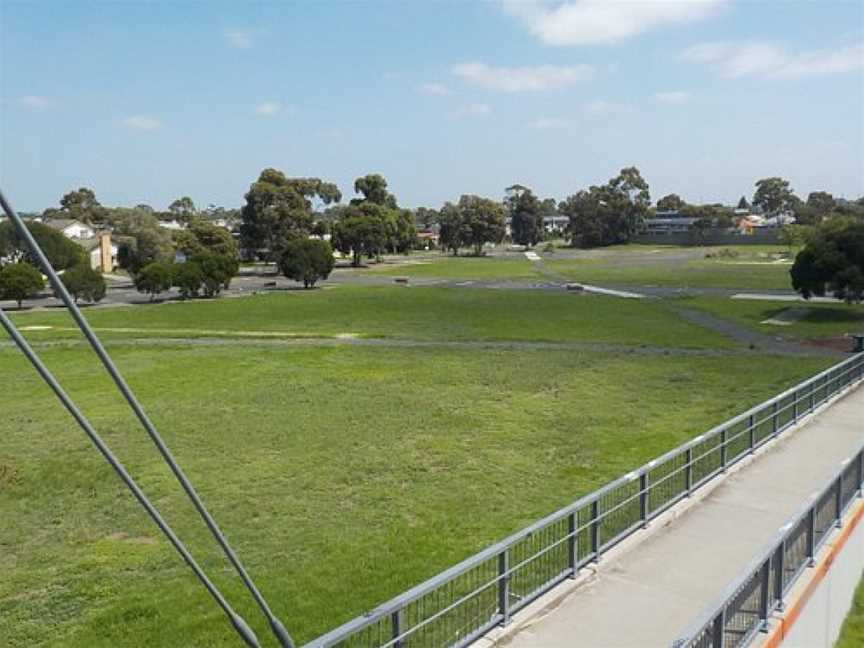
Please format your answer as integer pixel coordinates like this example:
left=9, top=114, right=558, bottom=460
left=44, top=218, right=96, bottom=240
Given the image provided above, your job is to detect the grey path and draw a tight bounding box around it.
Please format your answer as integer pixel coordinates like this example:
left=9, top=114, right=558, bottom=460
left=498, top=385, right=864, bottom=648
left=670, top=306, right=835, bottom=357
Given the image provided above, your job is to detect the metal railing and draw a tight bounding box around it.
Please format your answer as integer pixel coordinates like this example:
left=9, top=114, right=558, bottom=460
left=673, top=441, right=864, bottom=648
left=306, top=353, right=864, bottom=648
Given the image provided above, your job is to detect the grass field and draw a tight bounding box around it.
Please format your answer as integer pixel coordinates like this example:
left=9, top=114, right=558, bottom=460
left=543, top=256, right=794, bottom=290
left=368, top=255, right=541, bottom=280
left=837, top=574, right=864, bottom=648
left=687, top=297, right=864, bottom=340
left=9, top=285, right=736, bottom=348
left=0, top=338, right=831, bottom=647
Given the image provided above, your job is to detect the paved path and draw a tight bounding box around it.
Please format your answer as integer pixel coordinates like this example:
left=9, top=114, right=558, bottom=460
left=496, top=385, right=864, bottom=648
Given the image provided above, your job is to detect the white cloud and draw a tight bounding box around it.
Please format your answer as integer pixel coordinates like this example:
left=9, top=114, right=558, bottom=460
left=654, top=90, right=691, bottom=104
left=254, top=101, right=282, bottom=116
left=225, top=30, right=253, bottom=49
left=451, top=103, right=492, bottom=118
left=452, top=62, right=594, bottom=92
left=19, top=95, right=50, bottom=109
left=418, top=82, right=452, bottom=96
left=122, top=115, right=162, bottom=131
left=683, top=41, right=864, bottom=79
left=502, top=0, right=727, bottom=46
left=531, top=117, right=567, bottom=129
left=583, top=100, right=632, bottom=115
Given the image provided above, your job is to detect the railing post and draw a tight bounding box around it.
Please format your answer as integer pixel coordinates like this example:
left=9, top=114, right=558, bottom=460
left=807, top=507, right=816, bottom=567
left=590, top=500, right=600, bottom=562
left=772, top=401, right=779, bottom=437
left=759, top=558, right=771, bottom=632
left=774, top=542, right=785, bottom=610
left=711, top=610, right=724, bottom=648
left=720, top=428, right=728, bottom=473
left=640, top=473, right=649, bottom=528
left=568, top=511, right=577, bottom=577
left=835, top=476, right=843, bottom=529
left=391, top=610, right=404, bottom=648
left=498, top=549, right=510, bottom=626
left=792, top=389, right=798, bottom=422
left=858, top=451, right=864, bottom=498
left=749, top=414, right=756, bottom=454
left=809, top=380, right=815, bottom=412
left=685, top=448, right=693, bottom=496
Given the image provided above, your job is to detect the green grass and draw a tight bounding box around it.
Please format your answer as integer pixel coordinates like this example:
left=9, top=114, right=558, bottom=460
left=9, top=285, right=735, bottom=348
left=0, top=341, right=831, bottom=647
left=544, top=257, right=794, bottom=290
left=686, top=297, right=864, bottom=340
left=368, top=254, right=541, bottom=280
left=837, top=573, right=864, bottom=648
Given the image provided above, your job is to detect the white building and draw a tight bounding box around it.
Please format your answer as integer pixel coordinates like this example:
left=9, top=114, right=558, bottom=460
left=43, top=218, right=96, bottom=240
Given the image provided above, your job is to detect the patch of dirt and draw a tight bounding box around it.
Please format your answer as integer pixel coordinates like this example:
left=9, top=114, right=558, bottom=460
left=0, top=462, right=22, bottom=488
left=106, top=531, right=157, bottom=545
left=801, top=336, right=857, bottom=353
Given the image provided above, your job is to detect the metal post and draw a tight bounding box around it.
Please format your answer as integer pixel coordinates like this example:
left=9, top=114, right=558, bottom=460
left=391, top=610, right=404, bottom=648
left=835, top=476, right=843, bottom=529
left=711, top=610, right=725, bottom=648
left=590, top=500, right=600, bottom=561
left=774, top=543, right=785, bottom=610
left=806, top=507, right=816, bottom=567
left=640, top=473, right=649, bottom=528
left=759, top=559, right=771, bottom=632
left=749, top=414, right=756, bottom=454
left=685, top=448, right=693, bottom=496
left=792, top=390, right=798, bottom=422
left=720, top=428, right=728, bottom=473
left=809, top=381, right=815, bottom=412
left=858, top=451, right=864, bottom=497
left=772, top=401, right=779, bottom=437
left=568, top=511, right=577, bottom=577
left=498, top=550, right=510, bottom=626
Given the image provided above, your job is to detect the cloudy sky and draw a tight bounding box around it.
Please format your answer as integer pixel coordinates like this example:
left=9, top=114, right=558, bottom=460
left=1, top=1, right=862, bottom=211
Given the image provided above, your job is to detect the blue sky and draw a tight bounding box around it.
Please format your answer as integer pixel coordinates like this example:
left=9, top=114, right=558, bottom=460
left=1, top=1, right=862, bottom=212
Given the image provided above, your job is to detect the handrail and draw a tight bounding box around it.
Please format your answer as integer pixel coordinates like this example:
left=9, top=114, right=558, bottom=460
left=673, top=443, right=864, bottom=647
left=307, top=352, right=864, bottom=648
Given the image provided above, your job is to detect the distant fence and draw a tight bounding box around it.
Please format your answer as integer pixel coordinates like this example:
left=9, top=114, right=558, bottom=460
left=673, top=440, right=864, bottom=648
left=306, top=353, right=864, bottom=648
left=632, top=231, right=780, bottom=246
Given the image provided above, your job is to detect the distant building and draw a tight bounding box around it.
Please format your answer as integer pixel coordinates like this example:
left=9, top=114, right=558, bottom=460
left=157, top=219, right=186, bottom=231
left=543, top=214, right=568, bottom=233
left=43, top=218, right=96, bottom=240
left=78, top=233, right=119, bottom=272
left=642, top=209, right=699, bottom=234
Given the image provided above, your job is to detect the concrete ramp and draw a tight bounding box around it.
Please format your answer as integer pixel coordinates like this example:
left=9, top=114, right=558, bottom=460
left=482, top=387, right=864, bottom=648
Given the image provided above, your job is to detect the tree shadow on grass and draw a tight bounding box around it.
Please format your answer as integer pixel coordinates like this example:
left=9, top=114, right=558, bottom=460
left=804, top=307, right=864, bottom=325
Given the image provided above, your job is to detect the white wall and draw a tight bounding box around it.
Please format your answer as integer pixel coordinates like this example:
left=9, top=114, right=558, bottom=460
left=780, top=503, right=864, bottom=648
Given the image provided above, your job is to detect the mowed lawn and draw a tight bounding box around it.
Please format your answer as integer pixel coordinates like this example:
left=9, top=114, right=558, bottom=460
left=544, top=256, right=794, bottom=290
left=837, top=575, right=864, bottom=648
left=686, top=297, right=864, bottom=341
left=9, top=285, right=735, bottom=348
left=367, top=254, right=542, bottom=280
left=0, top=341, right=831, bottom=647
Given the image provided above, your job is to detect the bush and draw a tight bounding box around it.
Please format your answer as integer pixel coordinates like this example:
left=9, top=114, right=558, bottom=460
left=278, top=238, right=335, bottom=288
left=191, top=253, right=238, bottom=297
left=0, top=263, right=45, bottom=308
left=173, top=262, right=204, bottom=299
left=133, top=262, right=174, bottom=301
left=60, top=264, right=107, bottom=304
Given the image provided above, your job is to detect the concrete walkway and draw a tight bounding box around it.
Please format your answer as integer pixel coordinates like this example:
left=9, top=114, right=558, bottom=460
left=491, top=384, right=864, bottom=648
